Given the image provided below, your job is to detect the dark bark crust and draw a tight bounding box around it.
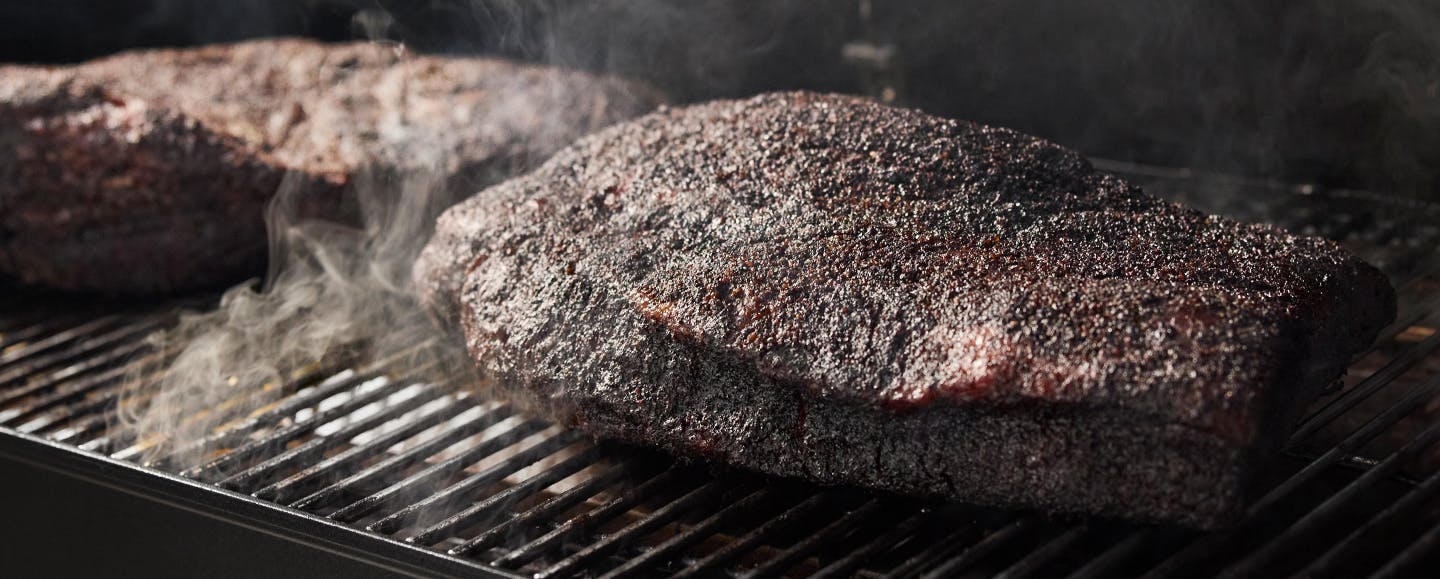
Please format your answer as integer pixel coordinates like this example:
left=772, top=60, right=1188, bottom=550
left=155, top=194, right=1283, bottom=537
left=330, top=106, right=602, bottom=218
left=0, top=38, right=663, bottom=294
left=419, top=92, right=1394, bottom=527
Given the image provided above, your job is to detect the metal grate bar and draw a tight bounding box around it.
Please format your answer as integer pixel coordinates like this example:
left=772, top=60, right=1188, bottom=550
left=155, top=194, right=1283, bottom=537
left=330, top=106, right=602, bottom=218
left=3, top=172, right=1438, bottom=578
left=54, top=413, right=121, bottom=446
left=0, top=317, right=82, bottom=349
left=407, top=445, right=601, bottom=546
left=599, top=486, right=777, bottom=579
left=0, top=335, right=150, bottom=411
left=1291, top=380, right=1440, bottom=471
left=0, top=317, right=37, bottom=336
left=253, top=396, right=477, bottom=503
left=1290, top=317, right=1440, bottom=443
left=1219, top=418, right=1440, bottom=577
left=673, top=492, right=833, bottom=579
left=290, top=403, right=512, bottom=512
left=1139, top=370, right=1440, bottom=578
left=148, top=339, right=443, bottom=461
left=171, top=366, right=378, bottom=457
left=448, top=459, right=637, bottom=558
left=0, top=315, right=161, bottom=387
left=54, top=360, right=173, bottom=447
left=1295, top=463, right=1440, bottom=577
left=1064, top=533, right=1150, bottom=579
left=995, top=526, right=1089, bottom=579
left=9, top=345, right=179, bottom=445
left=218, top=383, right=450, bottom=491
left=1393, top=255, right=1440, bottom=289
left=492, top=467, right=690, bottom=569
left=115, top=364, right=367, bottom=464
left=810, top=510, right=930, bottom=579
left=920, top=517, right=1037, bottom=579
left=882, top=516, right=996, bottom=579
left=368, top=429, right=580, bottom=535
left=534, top=478, right=735, bottom=579
left=0, top=316, right=125, bottom=369
left=1371, top=306, right=1431, bottom=347
left=746, top=498, right=885, bottom=579
left=327, top=416, right=542, bottom=523
left=1370, top=518, right=1440, bottom=579
left=183, top=374, right=409, bottom=481
left=2, top=357, right=134, bottom=427
left=0, top=316, right=163, bottom=403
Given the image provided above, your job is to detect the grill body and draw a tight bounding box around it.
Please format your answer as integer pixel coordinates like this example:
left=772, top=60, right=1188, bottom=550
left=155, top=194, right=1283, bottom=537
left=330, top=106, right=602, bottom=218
left=2, top=162, right=1439, bottom=578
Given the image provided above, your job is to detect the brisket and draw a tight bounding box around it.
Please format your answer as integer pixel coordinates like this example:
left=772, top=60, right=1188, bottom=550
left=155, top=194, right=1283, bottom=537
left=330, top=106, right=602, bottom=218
left=0, top=38, right=662, bottom=294
left=415, top=92, right=1395, bottom=527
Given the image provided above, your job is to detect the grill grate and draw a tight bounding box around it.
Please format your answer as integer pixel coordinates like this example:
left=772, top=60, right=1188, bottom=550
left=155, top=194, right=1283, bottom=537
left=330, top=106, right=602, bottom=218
left=3, top=163, right=1440, bottom=577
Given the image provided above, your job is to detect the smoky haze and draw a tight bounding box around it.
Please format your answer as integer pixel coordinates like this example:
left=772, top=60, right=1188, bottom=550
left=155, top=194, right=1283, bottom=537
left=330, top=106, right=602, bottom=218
left=105, top=19, right=664, bottom=467
left=116, top=162, right=475, bottom=468
left=4, top=0, right=1433, bottom=195
left=518, top=0, right=1440, bottom=197
left=15, top=0, right=1419, bottom=463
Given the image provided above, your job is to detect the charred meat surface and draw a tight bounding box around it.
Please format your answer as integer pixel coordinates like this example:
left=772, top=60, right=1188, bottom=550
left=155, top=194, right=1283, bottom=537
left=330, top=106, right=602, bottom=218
left=416, top=92, right=1395, bottom=527
left=0, top=38, right=663, bottom=294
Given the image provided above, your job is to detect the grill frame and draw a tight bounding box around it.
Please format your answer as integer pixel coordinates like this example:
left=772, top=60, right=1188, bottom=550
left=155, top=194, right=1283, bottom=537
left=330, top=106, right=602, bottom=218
left=0, top=427, right=516, bottom=579
left=2, top=161, right=1439, bottom=578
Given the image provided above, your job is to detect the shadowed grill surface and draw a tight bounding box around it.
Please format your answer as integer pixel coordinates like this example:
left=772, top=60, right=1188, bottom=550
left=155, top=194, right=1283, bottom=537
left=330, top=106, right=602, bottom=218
left=2, top=162, right=1439, bottom=577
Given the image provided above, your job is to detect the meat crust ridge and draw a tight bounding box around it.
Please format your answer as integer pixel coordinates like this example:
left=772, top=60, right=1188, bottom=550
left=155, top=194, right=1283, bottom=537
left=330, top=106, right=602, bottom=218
left=0, top=38, right=664, bottom=294
left=419, top=91, right=1395, bottom=527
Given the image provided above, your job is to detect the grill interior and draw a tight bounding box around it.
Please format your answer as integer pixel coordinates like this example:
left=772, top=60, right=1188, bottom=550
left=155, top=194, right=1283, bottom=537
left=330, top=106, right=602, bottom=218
left=3, top=163, right=1439, bottom=578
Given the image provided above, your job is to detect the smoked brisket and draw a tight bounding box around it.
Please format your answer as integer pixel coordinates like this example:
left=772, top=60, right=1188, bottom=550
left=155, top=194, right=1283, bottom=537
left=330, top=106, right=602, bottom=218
left=0, top=39, right=661, bottom=294
left=416, top=92, right=1395, bottom=527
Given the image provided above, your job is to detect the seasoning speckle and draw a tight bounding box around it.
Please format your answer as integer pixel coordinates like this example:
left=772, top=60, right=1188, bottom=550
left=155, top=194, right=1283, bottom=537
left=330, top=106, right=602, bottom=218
left=418, top=91, right=1394, bottom=528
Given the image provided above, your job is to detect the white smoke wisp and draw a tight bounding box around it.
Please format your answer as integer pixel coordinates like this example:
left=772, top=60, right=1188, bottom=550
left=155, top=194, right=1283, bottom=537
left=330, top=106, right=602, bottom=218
left=115, top=142, right=473, bottom=470
left=102, top=6, right=670, bottom=468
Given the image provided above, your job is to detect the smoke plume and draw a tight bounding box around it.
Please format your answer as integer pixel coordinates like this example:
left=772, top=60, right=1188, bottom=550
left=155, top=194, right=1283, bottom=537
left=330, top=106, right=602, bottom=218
left=116, top=157, right=471, bottom=468
left=108, top=0, right=1440, bottom=467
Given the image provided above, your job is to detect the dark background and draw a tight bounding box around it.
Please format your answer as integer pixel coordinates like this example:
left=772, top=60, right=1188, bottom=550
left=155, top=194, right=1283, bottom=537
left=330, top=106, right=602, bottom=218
left=2, top=0, right=1437, bottom=199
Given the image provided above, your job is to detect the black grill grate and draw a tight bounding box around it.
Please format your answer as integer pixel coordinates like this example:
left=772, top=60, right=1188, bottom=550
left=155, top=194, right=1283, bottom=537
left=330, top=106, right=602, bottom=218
left=3, top=163, right=1440, bottom=578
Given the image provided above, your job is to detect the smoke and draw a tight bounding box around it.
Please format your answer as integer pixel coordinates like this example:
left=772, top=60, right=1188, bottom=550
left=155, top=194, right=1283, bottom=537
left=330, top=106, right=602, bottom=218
left=350, top=0, right=1437, bottom=196
left=106, top=0, right=1439, bottom=467
left=861, top=0, right=1440, bottom=196
left=1343, top=1, right=1440, bottom=196
left=5, top=1, right=1435, bottom=191
left=108, top=6, right=665, bottom=468
left=116, top=158, right=471, bottom=468
left=417, top=0, right=1440, bottom=195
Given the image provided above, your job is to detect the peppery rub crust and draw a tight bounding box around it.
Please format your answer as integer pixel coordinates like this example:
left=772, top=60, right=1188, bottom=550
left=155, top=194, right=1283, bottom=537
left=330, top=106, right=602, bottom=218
left=0, top=38, right=663, bottom=295
left=417, top=92, right=1395, bottom=527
